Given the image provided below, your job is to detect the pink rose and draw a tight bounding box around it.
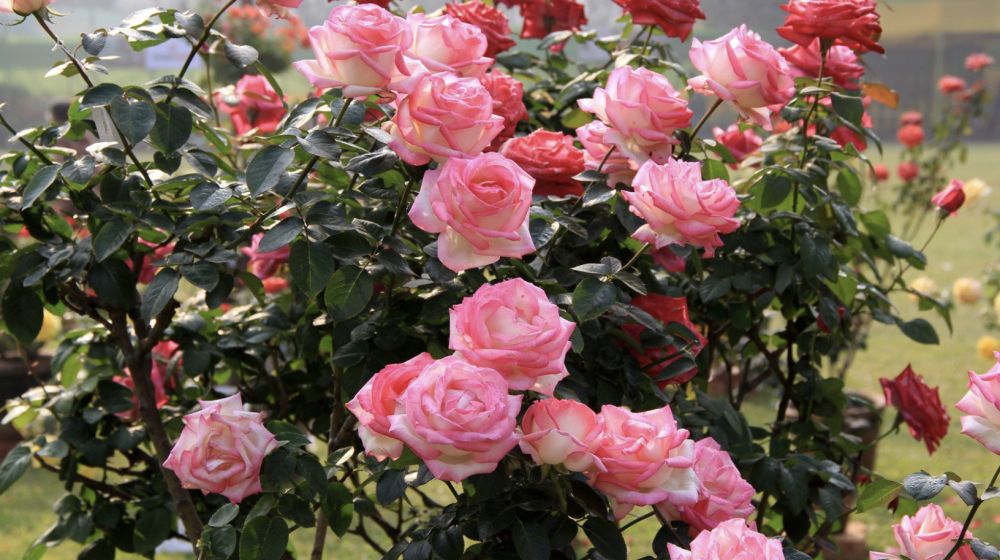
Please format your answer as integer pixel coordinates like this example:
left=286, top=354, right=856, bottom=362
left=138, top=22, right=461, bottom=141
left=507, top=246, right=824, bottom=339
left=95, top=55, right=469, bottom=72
left=136, top=241, right=175, bottom=285
left=956, top=356, right=1000, bottom=455
left=405, top=14, right=493, bottom=78
left=668, top=519, right=784, bottom=560
left=897, top=124, right=925, bottom=149
left=519, top=398, right=605, bottom=472
left=966, top=53, right=995, bottom=73
left=900, top=111, right=923, bottom=126
left=346, top=353, right=435, bottom=461
left=479, top=69, right=528, bottom=151
left=779, top=39, right=864, bottom=90
left=938, top=75, right=967, bottom=95
left=932, top=180, right=965, bottom=216
left=712, top=125, right=762, bottom=168
left=256, top=0, right=301, bottom=19
left=578, top=66, right=692, bottom=164
left=870, top=504, right=977, bottom=560
left=576, top=121, right=639, bottom=188
left=499, top=130, right=586, bottom=197
left=872, top=163, right=890, bottom=182
left=591, top=405, right=698, bottom=520
left=162, top=394, right=279, bottom=504
left=0, top=0, right=53, bottom=14
left=897, top=161, right=919, bottom=182
left=384, top=72, right=504, bottom=166
left=657, top=438, right=755, bottom=533
left=688, top=25, right=796, bottom=129
left=444, top=1, right=517, bottom=59
left=408, top=152, right=535, bottom=272
left=218, top=74, right=287, bottom=136
left=622, top=158, right=741, bottom=258
left=519, top=0, right=588, bottom=51
left=388, top=356, right=522, bottom=481
left=450, top=278, right=575, bottom=395
left=293, top=4, right=419, bottom=99
left=242, top=233, right=290, bottom=279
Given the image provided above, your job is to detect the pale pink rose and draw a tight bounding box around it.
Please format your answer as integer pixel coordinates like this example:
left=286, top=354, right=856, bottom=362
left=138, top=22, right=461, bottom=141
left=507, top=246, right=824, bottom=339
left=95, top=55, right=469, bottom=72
left=256, top=0, right=302, bottom=19
left=578, top=66, right=692, bottom=165
left=450, top=278, right=575, bottom=395
left=712, top=124, right=762, bottom=168
left=956, top=356, right=1000, bottom=455
left=405, top=13, right=493, bottom=78
left=870, top=504, right=977, bottom=560
left=345, top=353, right=436, bottom=461
left=241, top=233, right=290, bottom=279
left=668, top=519, right=784, bottom=560
left=622, top=158, right=741, bottom=258
left=388, top=356, right=522, bottom=481
left=519, top=399, right=605, bottom=472
left=657, top=438, right=755, bottom=533
left=384, top=72, right=504, bottom=165
left=0, top=0, right=53, bottom=14
left=408, top=152, right=534, bottom=271
left=293, top=4, right=419, bottom=99
left=688, top=25, right=796, bottom=129
left=591, top=405, right=698, bottom=520
left=162, top=394, right=279, bottom=504
left=576, top=121, right=640, bottom=188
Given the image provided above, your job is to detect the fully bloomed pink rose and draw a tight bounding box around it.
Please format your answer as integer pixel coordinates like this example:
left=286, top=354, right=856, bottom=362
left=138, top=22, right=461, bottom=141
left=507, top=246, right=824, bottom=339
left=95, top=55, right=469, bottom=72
left=256, top=0, right=301, bottom=19
left=0, top=0, right=53, bottom=14
left=405, top=14, right=493, bottom=78
left=242, top=233, right=290, bottom=279
left=162, top=394, right=279, bottom=504
left=669, top=519, right=784, bottom=560
left=611, top=0, right=705, bottom=41
left=576, top=121, right=639, bottom=188
left=218, top=74, right=287, bottom=136
left=880, top=365, right=950, bottom=455
left=293, top=4, right=418, bottom=99
left=444, top=1, right=517, bottom=58
left=345, top=353, right=435, bottom=461
left=499, top=130, right=586, bottom=197
left=388, top=356, right=521, bottom=481
left=578, top=66, right=692, bottom=165
left=478, top=70, right=528, bottom=151
left=777, top=0, right=884, bottom=55
left=408, top=152, right=534, bottom=272
left=870, top=504, right=977, bottom=560
left=712, top=125, right=762, bottom=168
left=385, top=72, right=504, bottom=165
left=519, top=399, right=605, bottom=472
left=966, top=53, right=995, bottom=73
left=938, top=75, right=967, bottom=95
left=688, top=26, right=796, bottom=129
left=657, top=438, right=755, bottom=533
left=622, top=158, right=741, bottom=257
left=591, top=405, right=698, bottom=519
left=956, top=356, right=1000, bottom=455
left=779, top=39, right=864, bottom=90
left=450, top=278, right=575, bottom=395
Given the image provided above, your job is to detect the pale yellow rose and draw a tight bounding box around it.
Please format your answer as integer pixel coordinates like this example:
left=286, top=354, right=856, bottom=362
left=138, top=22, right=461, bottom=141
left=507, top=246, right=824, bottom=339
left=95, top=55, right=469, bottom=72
left=908, top=275, right=938, bottom=302
left=36, top=310, right=63, bottom=343
left=977, top=336, right=1000, bottom=360
left=994, top=292, right=1000, bottom=321
left=962, top=178, right=992, bottom=206
left=953, top=277, right=983, bottom=305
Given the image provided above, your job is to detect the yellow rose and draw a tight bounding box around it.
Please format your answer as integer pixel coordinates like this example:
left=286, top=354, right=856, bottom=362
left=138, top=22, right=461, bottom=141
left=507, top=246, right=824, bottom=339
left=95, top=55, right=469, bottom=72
left=994, top=292, right=1000, bottom=321
left=978, top=336, right=1000, bottom=360
left=35, top=310, right=63, bottom=343
left=908, top=275, right=938, bottom=302
left=953, top=277, right=983, bottom=305
left=962, top=178, right=992, bottom=206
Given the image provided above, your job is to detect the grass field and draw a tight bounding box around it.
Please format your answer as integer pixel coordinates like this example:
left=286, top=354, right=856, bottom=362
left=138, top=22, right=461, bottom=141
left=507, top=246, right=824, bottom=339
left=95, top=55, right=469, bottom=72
left=3, top=143, right=1000, bottom=558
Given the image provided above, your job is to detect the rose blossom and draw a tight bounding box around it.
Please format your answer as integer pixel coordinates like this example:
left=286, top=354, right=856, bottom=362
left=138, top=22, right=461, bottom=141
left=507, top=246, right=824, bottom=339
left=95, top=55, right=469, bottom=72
left=162, top=394, right=279, bottom=504
left=479, top=70, right=528, bottom=151
left=872, top=164, right=889, bottom=182
left=262, top=277, right=289, bottom=294
left=688, top=26, right=796, bottom=129
left=938, top=75, right=967, bottom=95
left=218, top=74, right=287, bottom=136
left=908, top=275, right=937, bottom=302
left=977, top=337, right=1000, bottom=361
left=450, top=278, right=575, bottom=395
left=712, top=125, right=763, bottom=168
left=346, top=353, right=435, bottom=460
left=576, top=121, right=639, bottom=188
left=816, top=306, right=845, bottom=334
left=445, top=1, right=517, bottom=58
left=779, top=39, right=864, bottom=90
left=622, top=158, right=741, bottom=257
left=408, top=152, right=534, bottom=272
left=623, top=293, right=707, bottom=385
left=388, top=356, right=521, bottom=481
left=900, top=111, right=923, bottom=126
left=932, top=180, right=965, bottom=215
left=653, top=246, right=686, bottom=273
left=518, top=399, right=605, bottom=472
left=242, top=233, right=290, bottom=279
left=578, top=66, right=692, bottom=164
left=592, top=405, right=698, bottom=519
left=668, top=519, right=784, bottom=560
left=870, top=504, right=977, bottom=560
left=256, top=0, right=301, bottom=19
left=956, top=356, right=1000, bottom=455
left=776, top=0, right=884, bottom=55
left=611, top=0, right=705, bottom=41
left=137, top=241, right=175, bottom=285
left=499, top=130, right=585, bottom=197
left=952, top=277, right=981, bottom=305
left=897, top=161, right=919, bottom=182
left=830, top=123, right=867, bottom=152
left=880, top=365, right=949, bottom=455
left=657, top=438, right=755, bottom=533
left=897, top=124, right=925, bottom=149
left=966, top=53, right=995, bottom=73
left=519, top=0, right=587, bottom=51
left=405, top=13, right=493, bottom=78
left=0, top=0, right=52, bottom=14
left=115, top=342, right=178, bottom=423
left=293, top=4, right=418, bottom=99
left=384, top=72, right=504, bottom=166
left=962, top=178, right=992, bottom=206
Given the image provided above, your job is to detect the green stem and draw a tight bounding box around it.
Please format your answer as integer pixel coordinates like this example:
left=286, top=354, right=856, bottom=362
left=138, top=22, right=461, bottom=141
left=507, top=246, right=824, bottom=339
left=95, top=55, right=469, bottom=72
left=34, top=12, right=94, bottom=88
left=389, top=180, right=415, bottom=238
left=0, top=111, right=54, bottom=165
left=445, top=481, right=461, bottom=501
left=167, top=0, right=239, bottom=104
left=620, top=511, right=655, bottom=532
left=621, top=243, right=650, bottom=271
left=884, top=214, right=944, bottom=293
left=690, top=248, right=705, bottom=281
left=689, top=97, right=724, bottom=145
left=941, top=462, right=1000, bottom=560
left=639, top=26, right=655, bottom=56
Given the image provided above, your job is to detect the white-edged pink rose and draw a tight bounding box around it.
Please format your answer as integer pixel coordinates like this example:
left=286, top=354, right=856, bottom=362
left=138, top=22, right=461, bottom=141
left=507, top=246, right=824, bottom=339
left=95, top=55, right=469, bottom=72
left=388, top=356, right=522, bottom=481
left=519, top=398, right=605, bottom=472
left=408, top=152, right=534, bottom=272
left=688, top=25, right=796, bottom=129
left=668, top=519, right=784, bottom=560
left=956, top=355, right=1000, bottom=455
left=385, top=72, right=504, bottom=165
left=405, top=13, right=493, bottom=78
left=162, top=394, right=279, bottom=504
left=576, top=121, right=640, bottom=188
left=293, top=4, right=419, bottom=99
left=870, top=504, right=977, bottom=560
left=591, top=405, right=698, bottom=520
left=0, top=0, right=53, bottom=14
left=578, top=66, right=692, bottom=165
left=656, top=438, right=755, bottom=533
left=622, top=158, right=740, bottom=258
left=450, top=278, right=575, bottom=395
left=345, top=353, right=435, bottom=461
left=256, top=0, right=302, bottom=19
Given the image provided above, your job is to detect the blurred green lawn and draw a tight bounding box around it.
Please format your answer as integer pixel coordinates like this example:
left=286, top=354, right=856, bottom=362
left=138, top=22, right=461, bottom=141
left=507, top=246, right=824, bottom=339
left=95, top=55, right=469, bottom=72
left=4, top=143, right=1000, bottom=559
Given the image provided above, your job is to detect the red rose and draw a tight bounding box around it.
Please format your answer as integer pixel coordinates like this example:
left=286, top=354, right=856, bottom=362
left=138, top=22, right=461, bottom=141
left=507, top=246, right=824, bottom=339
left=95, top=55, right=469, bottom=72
left=445, top=1, right=517, bottom=58
left=262, top=277, right=290, bottom=294
left=610, top=0, right=704, bottom=41
left=872, top=164, right=889, bottom=182
left=478, top=69, right=529, bottom=151
left=217, top=74, right=287, bottom=136
left=622, top=294, right=707, bottom=387
left=880, top=365, right=950, bottom=455
left=499, top=130, right=585, bottom=197
left=776, top=0, right=884, bottom=55
left=899, top=110, right=923, bottom=126
left=938, top=75, right=967, bottom=95
left=779, top=39, right=864, bottom=90
left=830, top=126, right=866, bottom=152
left=135, top=241, right=175, bottom=285
left=519, top=0, right=588, bottom=52
left=897, top=161, right=919, bottom=182
left=712, top=125, right=762, bottom=168
left=816, top=306, right=845, bottom=333
left=931, top=180, right=965, bottom=215
left=896, top=124, right=925, bottom=149
left=653, top=246, right=686, bottom=273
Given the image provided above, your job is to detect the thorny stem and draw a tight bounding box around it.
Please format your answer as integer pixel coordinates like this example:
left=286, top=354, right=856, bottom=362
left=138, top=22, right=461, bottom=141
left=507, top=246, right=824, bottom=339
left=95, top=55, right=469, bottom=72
left=167, top=0, right=239, bottom=104
left=0, top=111, right=54, bottom=165
left=621, top=243, right=650, bottom=271
left=941, top=462, right=1000, bottom=560
left=390, top=180, right=415, bottom=238
left=34, top=12, right=94, bottom=88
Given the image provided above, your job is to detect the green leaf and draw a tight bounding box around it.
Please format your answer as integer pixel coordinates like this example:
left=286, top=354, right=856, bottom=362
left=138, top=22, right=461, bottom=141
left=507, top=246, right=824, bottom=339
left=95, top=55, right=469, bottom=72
left=22, top=165, right=61, bottom=210
left=208, top=503, right=240, bottom=528
left=325, top=265, right=373, bottom=322
left=897, top=318, right=939, bottom=345
left=238, top=270, right=266, bottom=304
left=224, top=41, right=259, bottom=69
left=321, top=481, right=354, bottom=537
left=513, top=519, right=550, bottom=560
left=80, top=83, right=124, bottom=110
left=206, top=274, right=234, bottom=310
left=582, top=518, right=627, bottom=560
left=149, top=103, right=193, bottom=154
left=860, top=210, right=891, bottom=239
left=298, top=130, right=342, bottom=160
left=573, top=277, right=616, bottom=321
left=109, top=96, right=156, bottom=146
left=972, top=540, right=1000, bottom=560
left=204, top=525, right=238, bottom=560
left=240, top=516, right=288, bottom=560
left=0, top=445, right=32, bottom=495
left=759, top=175, right=792, bottom=209
left=904, top=471, right=948, bottom=501
left=133, top=508, right=172, bottom=554
left=700, top=275, right=731, bottom=302
left=831, top=93, right=865, bottom=127
left=258, top=217, right=303, bottom=254
left=950, top=480, right=978, bottom=506
left=180, top=261, right=220, bottom=291
left=78, top=538, right=115, bottom=560
left=855, top=479, right=903, bottom=513
left=431, top=527, right=465, bottom=560
left=246, top=145, right=294, bottom=197
left=88, top=259, right=136, bottom=309
left=93, top=220, right=133, bottom=261
left=701, top=159, right=729, bottom=182
left=376, top=469, right=407, bottom=506
left=836, top=169, right=862, bottom=205
left=2, top=285, right=43, bottom=346
left=253, top=61, right=287, bottom=110
left=190, top=183, right=233, bottom=211
left=345, top=148, right=399, bottom=177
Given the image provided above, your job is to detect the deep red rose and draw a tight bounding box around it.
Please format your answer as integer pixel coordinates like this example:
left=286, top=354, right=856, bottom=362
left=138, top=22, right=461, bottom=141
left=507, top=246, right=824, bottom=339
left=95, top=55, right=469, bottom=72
left=899, top=110, right=923, bottom=126
left=776, top=0, right=884, bottom=55
left=931, top=180, right=965, bottom=215
left=872, top=163, right=889, bottom=181
left=519, top=0, right=588, bottom=52
left=611, top=0, right=704, bottom=41
left=478, top=69, right=529, bottom=152
left=499, top=130, right=585, bottom=197
left=622, top=294, right=707, bottom=387
left=217, top=74, right=287, bottom=136
left=880, top=365, right=950, bottom=455
left=896, top=124, right=925, bottom=149
left=445, top=1, right=517, bottom=58
left=897, top=161, right=919, bottom=182
left=816, top=306, right=845, bottom=333
left=779, top=39, right=864, bottom=90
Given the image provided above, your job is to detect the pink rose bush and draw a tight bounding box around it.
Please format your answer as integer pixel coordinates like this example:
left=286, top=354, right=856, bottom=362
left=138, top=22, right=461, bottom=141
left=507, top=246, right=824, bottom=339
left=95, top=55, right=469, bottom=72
left=668, top=519, right=784, bottom=560
left=518, top=398, right=605, bottom=472
left=956, top=356, right=1000, bottom=455
left=404, top=14, right=493, bottom=77
left=870, top=504, right=977, bottom=560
